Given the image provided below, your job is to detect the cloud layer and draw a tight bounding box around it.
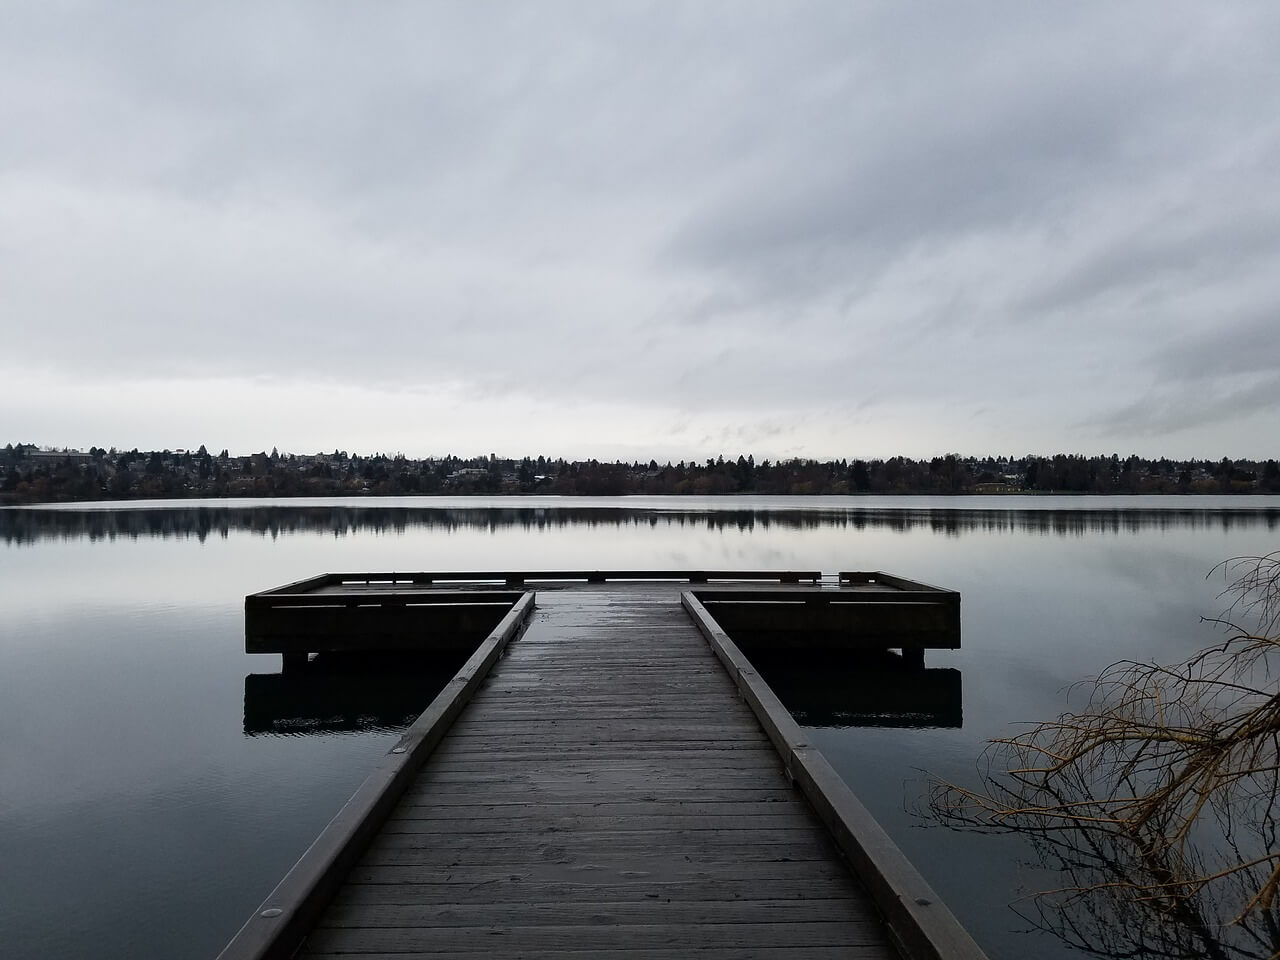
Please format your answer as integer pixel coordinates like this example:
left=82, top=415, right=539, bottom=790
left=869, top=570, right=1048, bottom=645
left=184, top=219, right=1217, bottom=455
left=4, top=2, right=1279, bottom=459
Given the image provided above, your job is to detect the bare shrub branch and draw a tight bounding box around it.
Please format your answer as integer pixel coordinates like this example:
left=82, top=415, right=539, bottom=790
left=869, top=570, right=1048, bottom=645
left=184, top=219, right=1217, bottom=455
left=926, top=554, right=1280, bottom=958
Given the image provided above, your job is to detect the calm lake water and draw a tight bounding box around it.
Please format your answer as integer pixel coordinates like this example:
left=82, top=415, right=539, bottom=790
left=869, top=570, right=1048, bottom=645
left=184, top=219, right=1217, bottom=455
left=2, top=495, right=1278, bottom=959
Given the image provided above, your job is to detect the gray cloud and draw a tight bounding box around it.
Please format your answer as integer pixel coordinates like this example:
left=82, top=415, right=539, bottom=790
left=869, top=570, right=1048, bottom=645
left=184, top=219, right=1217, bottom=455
left=1082, top=372, right=1280, bottom=439
left=3, top=2, right=1280, bottom=458
left=1156, top=310, right=1280, bottom=382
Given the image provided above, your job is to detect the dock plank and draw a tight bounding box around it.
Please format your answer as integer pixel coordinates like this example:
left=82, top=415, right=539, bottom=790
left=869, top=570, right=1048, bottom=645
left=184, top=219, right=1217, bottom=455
left=331, top=878, right=865, bottom=906
left=318, top=898, right=868, bottom=927
left=381, top=813, right=814, bottom=832
left=389, top=799, right=803, bottom=818
left=343, top=858, right=860, bottom=885
left=304, top=948, right=887, bottom=960
left=303, top=920, right=882, bottom=952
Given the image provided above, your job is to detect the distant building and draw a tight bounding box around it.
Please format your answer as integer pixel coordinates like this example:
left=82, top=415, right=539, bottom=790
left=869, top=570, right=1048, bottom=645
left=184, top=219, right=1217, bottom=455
left=973, top=481, right=1018, bottom=494
left=29, top=449, right=93, bottom=465
left=446, top=468, right=490, bottom=484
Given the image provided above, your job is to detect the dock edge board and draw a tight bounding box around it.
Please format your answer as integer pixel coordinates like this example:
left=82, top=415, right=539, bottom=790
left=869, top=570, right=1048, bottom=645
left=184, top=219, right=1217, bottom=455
left=681, top=590, right=991, bottom=960
left=250, top=570, right=824, bottom=591
left=216, top=591, right=537, bottom=960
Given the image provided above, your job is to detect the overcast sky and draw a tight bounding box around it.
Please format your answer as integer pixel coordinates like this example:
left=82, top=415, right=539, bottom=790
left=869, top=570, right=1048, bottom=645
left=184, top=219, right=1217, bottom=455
left=3, top=2, right=1278, bottom=461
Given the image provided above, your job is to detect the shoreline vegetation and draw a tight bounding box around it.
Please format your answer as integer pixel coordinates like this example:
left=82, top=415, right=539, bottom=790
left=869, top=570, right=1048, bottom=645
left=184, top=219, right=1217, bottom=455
left=3, top=442, right=1278, bottom=505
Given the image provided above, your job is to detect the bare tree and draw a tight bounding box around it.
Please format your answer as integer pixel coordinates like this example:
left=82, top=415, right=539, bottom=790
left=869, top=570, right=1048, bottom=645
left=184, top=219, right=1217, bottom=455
left=927, top=552, right=1280, bottom=959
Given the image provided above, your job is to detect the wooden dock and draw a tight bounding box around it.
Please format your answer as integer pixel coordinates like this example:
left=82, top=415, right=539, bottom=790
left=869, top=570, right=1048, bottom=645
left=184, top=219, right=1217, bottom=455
left=221, top=576, right=985, bottom=960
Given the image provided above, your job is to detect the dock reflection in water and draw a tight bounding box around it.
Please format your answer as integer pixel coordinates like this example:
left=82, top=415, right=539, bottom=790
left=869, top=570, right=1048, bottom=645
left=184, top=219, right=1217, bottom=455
left=747, top=650, right=962, bottom=729
left=243, top=652, right=467, bottom=737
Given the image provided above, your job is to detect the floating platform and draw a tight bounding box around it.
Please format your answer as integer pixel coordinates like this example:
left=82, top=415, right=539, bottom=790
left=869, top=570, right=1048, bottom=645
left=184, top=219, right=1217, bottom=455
left=246, top=570, right=959, bottom=668
left=222, top=572, right=984, bottom=960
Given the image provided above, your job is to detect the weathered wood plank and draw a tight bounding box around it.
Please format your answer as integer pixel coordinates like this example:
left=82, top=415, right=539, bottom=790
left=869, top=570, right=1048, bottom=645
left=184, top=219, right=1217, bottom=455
left=382, top=813, right=814, bottom=833
left=343, top=858, right=859, bottom=885
left=463, top=692, right=743, bottom=704
left=443, top=709, right=754, bottom=722
left=442, top=722, right=762, bottom=737
left=395, top=787, right=803, bottom=805
left=403, top=774, right=794, bottom=793
left=423, top=757, right=783, bottom=771
left=304, top=920, right=883, bottom=953
left=474, top=675, right=732, bottom=685
left=331, top=877, right=865, bottom=906
left=359, top=840, right=837, bottom=865
left=318, top=898, right=869, bottom=928
left=251, top=589, right=525, bottom=608
left=428, top=751, right=785, bottom=767
left=433, top=737, right=778, bottom=750
left=465, top=691, right=737, bottom=701
left=411, top=738, right=773, bottom=759
left=389, top=799, right=801, bottom=818
left=367, top=827, right=835, bottom=851
left=304, top=947, right=886, bottom=960
left=302, top=570, right=821, bottom=585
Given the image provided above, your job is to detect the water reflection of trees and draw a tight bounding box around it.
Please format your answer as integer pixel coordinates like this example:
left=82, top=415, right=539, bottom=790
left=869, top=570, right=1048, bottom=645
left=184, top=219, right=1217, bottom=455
left=1, top=504, right=1277, bottom=546
left=926, top=553, right=1280, bottom=959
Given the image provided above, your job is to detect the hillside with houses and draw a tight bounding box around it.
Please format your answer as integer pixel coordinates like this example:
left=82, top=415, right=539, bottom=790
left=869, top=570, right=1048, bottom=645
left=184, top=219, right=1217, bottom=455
left=3, top=444, right=1277, bottom=504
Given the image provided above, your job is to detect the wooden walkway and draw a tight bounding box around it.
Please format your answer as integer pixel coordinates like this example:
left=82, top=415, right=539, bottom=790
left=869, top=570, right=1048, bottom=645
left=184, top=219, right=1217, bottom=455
left=297, top=585, right=896, bottom=959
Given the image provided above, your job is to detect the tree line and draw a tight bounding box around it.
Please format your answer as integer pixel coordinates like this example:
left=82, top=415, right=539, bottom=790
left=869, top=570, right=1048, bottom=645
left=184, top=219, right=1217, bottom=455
left=3, top=443, right=1278, bottom=504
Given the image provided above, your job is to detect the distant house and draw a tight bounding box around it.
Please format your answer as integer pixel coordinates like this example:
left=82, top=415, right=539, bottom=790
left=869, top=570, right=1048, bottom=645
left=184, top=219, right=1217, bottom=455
left=29, top=449, right=93, bottom=466
left=972, top=481, right=1018, bottom=494
left=445, top=468, right=490, bottom=485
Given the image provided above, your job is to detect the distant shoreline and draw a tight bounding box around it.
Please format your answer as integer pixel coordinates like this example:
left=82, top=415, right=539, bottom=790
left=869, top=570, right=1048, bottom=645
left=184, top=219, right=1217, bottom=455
left=4, top=445, right=1277, bottom=504
left=6, top=491, right=1280, bottom=511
